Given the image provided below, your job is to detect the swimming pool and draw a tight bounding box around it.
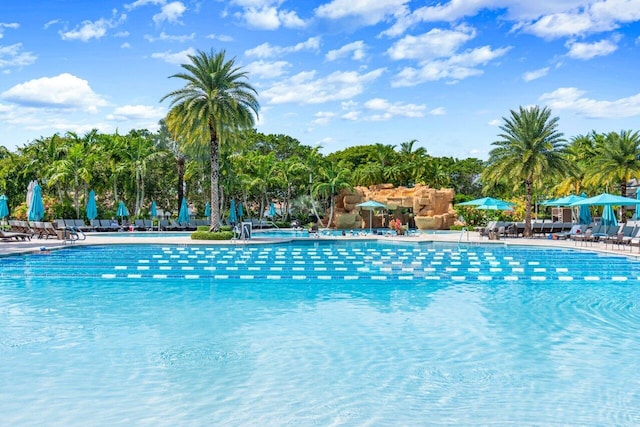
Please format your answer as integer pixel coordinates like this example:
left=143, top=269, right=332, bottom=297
left=1, top=241, right=639, bottom=425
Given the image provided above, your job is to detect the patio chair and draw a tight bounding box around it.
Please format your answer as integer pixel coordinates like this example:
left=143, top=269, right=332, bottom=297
left=0, top=229, right=32, bottom=241
left=573, top=228, right=594, bottom=246
left=143, top=219, right=155, bottom=230
left=555, top=224, right=582, bottom=240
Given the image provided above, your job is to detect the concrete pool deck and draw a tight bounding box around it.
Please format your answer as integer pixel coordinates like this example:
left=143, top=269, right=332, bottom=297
left=2, top=229, right=640, bottom=258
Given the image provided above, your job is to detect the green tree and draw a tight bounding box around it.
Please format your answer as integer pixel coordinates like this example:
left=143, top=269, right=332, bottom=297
left=585, top=130, right=640, bottom=220
left=483, top=106, right=572, bottom=237
left=313, top=161, right=352, bottom=228
left=161, top=49, right=259, bottom=231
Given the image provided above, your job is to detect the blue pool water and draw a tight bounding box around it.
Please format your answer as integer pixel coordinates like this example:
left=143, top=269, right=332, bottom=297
left=1, top=241, right=640, bottom=425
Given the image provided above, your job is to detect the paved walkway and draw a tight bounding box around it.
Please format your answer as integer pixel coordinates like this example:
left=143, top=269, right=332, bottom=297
left=2, top=229, right=639, bottom=258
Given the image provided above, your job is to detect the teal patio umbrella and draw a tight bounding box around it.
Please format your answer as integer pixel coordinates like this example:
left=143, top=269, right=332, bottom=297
left=578, top=192, right=592, bottom=224
left=356, top=200, right=387, bottom=233
left=150, top=200, right=157, bottom=217
left=636, top=188, right=640, bottom=220
left=204, top=202, right=211, bottom=218
left=85, top=190, right=98, bottom=221
left=27, top=182, right=45, bottom=221
left=268, top=202, right=277, bottom=218
left=458, top=197, right=514, bottom=210
left=541, top=194, right=585, bottom=207
left=571, top=192, right=640, bottom=230
left=237, top=203, right=243, bottom=220
left=116, top=201, right=129, bottom=220
left=229, top=200, right=238, bottom=224
left=178, top=198, right=190, bottom=225
left=601, top=204, right=618, bottom=228
left=0, top=194, right=9, bottom=220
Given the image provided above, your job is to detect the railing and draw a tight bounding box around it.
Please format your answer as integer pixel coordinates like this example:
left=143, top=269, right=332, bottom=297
left=458, top=227, right=470, bottom=243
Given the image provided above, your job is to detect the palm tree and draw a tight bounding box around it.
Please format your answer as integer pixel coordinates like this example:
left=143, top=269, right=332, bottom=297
left=483, top=106, right=573, bottom=237
left=585, top=130, right=640, bottom=220
left=161, top=49, right=259, bottom=231
left=313, top=161, right=352, bottom=228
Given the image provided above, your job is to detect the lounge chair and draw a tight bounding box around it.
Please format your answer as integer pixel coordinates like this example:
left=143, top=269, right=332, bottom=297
left=169, top=219, right=186, bottom=230
left=573, top=228, right=595, bottom=246
left=158, top=219, right=170, bottom=231
left=143, top=219, right=155, bottom=230
left=0, top=229, right=31, bottom=241
left=555, top=224, right=582, bottom=240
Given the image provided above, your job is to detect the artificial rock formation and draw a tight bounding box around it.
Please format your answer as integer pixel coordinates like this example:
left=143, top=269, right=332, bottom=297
left=330, top=184, right=456, bottom=230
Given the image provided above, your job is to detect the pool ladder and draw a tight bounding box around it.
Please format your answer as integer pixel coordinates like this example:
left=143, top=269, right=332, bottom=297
left=458, top=227, right=470, bottom=243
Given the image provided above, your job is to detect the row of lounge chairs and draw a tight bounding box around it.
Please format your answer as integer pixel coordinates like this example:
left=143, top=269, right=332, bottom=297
left=5, top=220, right=85, bottom=241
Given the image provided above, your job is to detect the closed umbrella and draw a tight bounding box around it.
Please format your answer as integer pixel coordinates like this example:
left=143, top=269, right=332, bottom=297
left=0, top=194, right=9, bottom=219
left=635, top=188, right=640, bottom=220
left=237, top=203, right=243, bottom=220
left=601, top=204, right=618, bottom=228
left=27, top=182, right=45, bottom=221
left=204, top=202, right=211, bottom=218
left=268, top=202, right=277, bottom=218
left=116, top=201, right=129, bottom=220
left=229, top=200, right=238, bottom=224
left=178, top=198, right=190, bottom=225
left=85, top=190, right=98, bottom=221
left=578, top=192, right=592, bottom=224
left=356, top=200, right=387, bottom=234
left=150, top=200, right=157, bottom=217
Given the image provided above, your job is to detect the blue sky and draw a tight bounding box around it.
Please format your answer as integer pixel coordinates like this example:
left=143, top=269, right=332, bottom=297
left=1, top=0, right=640, bottom=159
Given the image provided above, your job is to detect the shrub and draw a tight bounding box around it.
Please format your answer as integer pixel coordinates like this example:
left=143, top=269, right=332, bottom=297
left=191, top=230, right=234, bottom=240
left=450, top=224, right=476, bottom=231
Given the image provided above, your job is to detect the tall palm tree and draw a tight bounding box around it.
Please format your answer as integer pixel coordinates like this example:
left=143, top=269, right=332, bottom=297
left=161, top=49, right=259, bottom=231
left=313, top=161, right=352, bottom=228
left=483, top=106, right=573, bottom=237
left=585, top=130, right=640, bottom=220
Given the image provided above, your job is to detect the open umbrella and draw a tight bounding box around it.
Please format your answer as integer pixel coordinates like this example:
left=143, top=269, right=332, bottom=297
left=150, top=200, right=157, bottom=217
left=204, top=202, right=211, bottom=218
left=116, top=201, right=129, bottom=220
left=356, top=200, right=387, bottom=234
left=0, top=194, right=9, bottom=219
left=541, top=194, right=585, bottom=207
left=458, top=197, right=514, bottom=210
left=85, top=190, right=98, bottom=221
left=578, top=192, right=592, bottom=224
left=178, top=198, right=190, bottom=225
left=229, top=199, right=238, bottom=224
left=27, top=182, right=45, bottom=221
left=571, top=192, right=640, bottom=230
left=268, top=202, right=277, bottom=218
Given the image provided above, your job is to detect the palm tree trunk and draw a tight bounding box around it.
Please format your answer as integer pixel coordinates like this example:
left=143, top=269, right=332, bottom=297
left=177, top=156, right=184, bottom=213
left=209, top=124, right=220, bottom=232
left=621, top=180, right=628, bottom=222
left=524, top=178, right=533, bottom=238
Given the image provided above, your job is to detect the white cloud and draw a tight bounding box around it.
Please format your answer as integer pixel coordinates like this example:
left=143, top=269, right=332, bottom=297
left=43, top=19, right=62, bottom=30
left=0, top=22, right=19, bottom=39
left=206, top=33, right=234, bottom=42
left=326, top=41, right=367, bottom=61
left=363, top=98, right=426, bottom=120
left=151, top=47, right=196, bottom=64
left=540, top=87, right=640, bottom=118
left=0, top=43, right=37, bottom=69
left=523, top=67, right=550, bottom=82
left=313, top=111, right=335, bottom=125
left=121, top=42, right=132, bottom=49
left=245, top=36, right=321, bottom=58
left=315, top=0, right=407, bottom=25
left=60, top=18, right=112, bottom=41
left=392, top=45, right=511, bottom=86
left=387, top=26, right=476, bottom=61
left=145, top=31, right=195, bottom=42
left=341, top=111, right=360, bottom=120
left=106, top=104, right=166, bottom=121
left=566, top=38, right=618, bottom=59
left=153, top=2, right=187, bottom=24
left=429, top=107, right=446, bottom=115
left=488, top=119, right=501, bottom=126
left=381, top=0, right=483, bottom=37
left=244, top=60, right=290, bottom=79
left=261, top=68, right=385, bottom=104
left=231, top=0, right=306, bottom=30
left=1, top=73, right=107, bottom=112
left=125, top=0, right=165, bottom=11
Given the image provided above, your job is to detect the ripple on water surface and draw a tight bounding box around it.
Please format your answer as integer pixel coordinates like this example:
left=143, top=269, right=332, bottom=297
left=1, top=242, right=640, bottom=425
